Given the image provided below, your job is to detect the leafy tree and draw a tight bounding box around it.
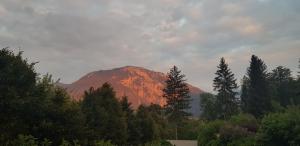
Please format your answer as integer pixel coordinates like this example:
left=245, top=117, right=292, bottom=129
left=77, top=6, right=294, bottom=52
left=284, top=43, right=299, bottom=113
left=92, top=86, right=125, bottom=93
left=240, top=76, right=250, bottom=112
left=293, top=60, right=300, bottom=105
left=119, top=96, right=137, bottom=144
left=146, top=104, right=169, bottom=138
left=241, top=55, right=272, bottom=118
left=298, top=58, right=300, bottom=79
left=0, top=48, right=87, bottom=145
left=135, top=105, right=159, bottom=144
left=0, top=48, right=37, bottom=96
left=163, top=66, right=191, bottom=139
left=268, top=66, right=295, bottom=106
left=213, top=57, right=239, bottom=119
left=178, top=119, right=202, bottom=140
left=0, top=48, right=37, bottom=140
left=199, top=93, right=218, bottom=120
left=81, top=83, right=127, bottom=145
left=257, top=106, right=300, bottom=146
left=27, top=75, right=86, bottom=145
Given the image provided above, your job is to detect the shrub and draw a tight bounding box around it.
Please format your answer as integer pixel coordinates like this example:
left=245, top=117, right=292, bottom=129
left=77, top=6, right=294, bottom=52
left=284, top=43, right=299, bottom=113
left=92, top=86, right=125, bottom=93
left=197, top=120, right=224, bottom=146
left=93, top=140, right=116, bottom=146
left=144, top=140, right=173, bottom=146
left=257, top=106, right=300, bottom=146
left=198, top=114, right=259, bottom=146
left=178, top=119, right=203, bottom=140
left=229, top=113, right=258, bottom=133
left=219, top=123, right=251, bottom=144
left=10, top=135, right=38, bottom=146
left=227, top=137, right=256, bottom=146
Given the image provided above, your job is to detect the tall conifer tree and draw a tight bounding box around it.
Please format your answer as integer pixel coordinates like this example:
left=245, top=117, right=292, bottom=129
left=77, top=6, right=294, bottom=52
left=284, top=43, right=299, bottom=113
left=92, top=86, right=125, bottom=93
left=162, top=66, right=191, bottom=139
left=213, top=57, right=238, bottom=119
left=241, top=55, right=271, bottom=117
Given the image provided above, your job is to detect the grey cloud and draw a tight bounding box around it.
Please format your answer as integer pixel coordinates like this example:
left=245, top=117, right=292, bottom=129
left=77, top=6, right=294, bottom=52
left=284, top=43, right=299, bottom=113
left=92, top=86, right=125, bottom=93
left=0, top=0, right=299, bottom=92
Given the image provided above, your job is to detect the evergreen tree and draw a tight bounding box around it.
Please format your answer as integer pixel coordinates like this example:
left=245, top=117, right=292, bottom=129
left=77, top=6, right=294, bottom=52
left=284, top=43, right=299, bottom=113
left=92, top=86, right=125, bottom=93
left=268, top=66, right=294, bottom=106
left=199, top=93, right=218, bottom=121
left=119, top=96, right=137, bottom=145
left=241, top=55, right=271, bottom=118
left=213, top=57, right=239, bottom=120
left=163, top=66, right=191, bottom=139
left=81, top=83, right=127, bottom=145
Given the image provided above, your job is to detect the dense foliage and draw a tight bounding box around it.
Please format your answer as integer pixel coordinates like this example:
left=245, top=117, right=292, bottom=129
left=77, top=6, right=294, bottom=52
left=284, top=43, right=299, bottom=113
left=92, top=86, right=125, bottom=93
left=199, top=55, right=300, bottom=146
left=199, top=93, right=218, bottom=121
left=0, top=48, right=86, bottom=145
left=198, top=107, right=300, bottom=146
left=81, top=83, right=127, bottom=145
left=0, top=48, right=173, bottom=145
left=257, top=107, right=300, bottom=146
left=1, top=47, right=300, bottom=145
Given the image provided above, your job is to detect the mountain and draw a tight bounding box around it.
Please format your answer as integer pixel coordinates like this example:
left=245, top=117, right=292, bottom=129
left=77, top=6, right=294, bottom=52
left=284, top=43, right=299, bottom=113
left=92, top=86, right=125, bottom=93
left=58, top=66, right=204, bottom=116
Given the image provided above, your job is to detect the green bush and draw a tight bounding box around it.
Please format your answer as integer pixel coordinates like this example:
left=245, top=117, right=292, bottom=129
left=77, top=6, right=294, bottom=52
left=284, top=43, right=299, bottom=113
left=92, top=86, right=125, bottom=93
left=198, top=114, right=259, bottom=146
left=219, top=123, right=252, bottom=144
left=178, top=119, right=203, bottom=140
left=59, top=139, right=71, bottom=146
left=10, top=135, right=38, bottom=146
left=227, top=137, right=256, bottom=146
left=229, top=113, right=258, bottom=133
left=93, top=140, right=116, bottom=146
left=197, top=120, right=224, bottom=146
left=144, top=140, right=173, bottom=146
left=256, top=106, right=300, bottom=146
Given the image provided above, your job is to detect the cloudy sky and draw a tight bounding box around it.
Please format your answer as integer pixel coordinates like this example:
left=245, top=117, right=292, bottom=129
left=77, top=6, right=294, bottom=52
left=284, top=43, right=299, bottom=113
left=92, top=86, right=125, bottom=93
left=0, top=0, right=299, bottom=92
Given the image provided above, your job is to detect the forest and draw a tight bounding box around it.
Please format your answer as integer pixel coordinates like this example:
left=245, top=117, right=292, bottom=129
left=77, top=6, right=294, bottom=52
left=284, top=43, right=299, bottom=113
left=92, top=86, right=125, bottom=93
left=0, top=47, right=299, bottom=146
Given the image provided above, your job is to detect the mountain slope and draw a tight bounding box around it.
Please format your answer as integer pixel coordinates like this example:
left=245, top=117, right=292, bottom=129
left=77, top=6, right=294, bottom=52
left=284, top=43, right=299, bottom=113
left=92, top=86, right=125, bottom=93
left=59, top=66, right=203, bottom=116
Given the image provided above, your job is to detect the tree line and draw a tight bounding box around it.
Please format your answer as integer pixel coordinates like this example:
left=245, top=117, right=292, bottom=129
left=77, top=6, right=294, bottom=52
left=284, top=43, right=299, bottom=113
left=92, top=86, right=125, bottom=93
left=0, top=48, right=194, bottom=145
left=198, top=55, right=300, bottom=145
left=1, top=47, right=299, bottom=146
left=0, top=48, right=180, bottom=146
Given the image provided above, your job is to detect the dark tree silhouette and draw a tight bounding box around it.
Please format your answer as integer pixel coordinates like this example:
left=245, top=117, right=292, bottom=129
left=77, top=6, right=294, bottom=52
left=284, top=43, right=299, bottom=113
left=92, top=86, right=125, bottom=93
left=81, top=83, right=127, bottom=145
left=241, top=55, right=271, bottom=118
left=213, top=57, right=239, bottom=119
left=163, top=66, right=191, bottom=139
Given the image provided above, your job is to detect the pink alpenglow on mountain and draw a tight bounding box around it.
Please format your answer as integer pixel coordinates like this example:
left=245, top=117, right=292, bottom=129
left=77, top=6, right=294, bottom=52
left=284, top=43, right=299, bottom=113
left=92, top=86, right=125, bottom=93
left=58, top=66, right=203, bottom=116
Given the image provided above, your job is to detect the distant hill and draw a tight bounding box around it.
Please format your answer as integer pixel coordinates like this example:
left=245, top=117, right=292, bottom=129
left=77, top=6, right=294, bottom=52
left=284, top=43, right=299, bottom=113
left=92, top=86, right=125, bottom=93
left=58, top=66, right=204, bottom=116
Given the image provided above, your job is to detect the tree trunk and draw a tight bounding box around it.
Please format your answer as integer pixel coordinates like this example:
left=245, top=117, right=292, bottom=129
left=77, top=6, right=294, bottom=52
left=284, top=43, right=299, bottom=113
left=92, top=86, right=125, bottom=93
left=175, top=124, right=178, bottom=140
